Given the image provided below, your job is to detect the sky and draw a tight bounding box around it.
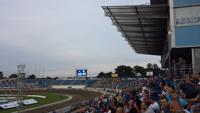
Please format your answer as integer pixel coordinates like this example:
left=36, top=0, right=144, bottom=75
left=0, top=0, right=160, bottom=77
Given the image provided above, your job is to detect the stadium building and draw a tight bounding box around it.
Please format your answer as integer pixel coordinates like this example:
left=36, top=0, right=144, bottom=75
left=102, top=0, right=200, bottom=79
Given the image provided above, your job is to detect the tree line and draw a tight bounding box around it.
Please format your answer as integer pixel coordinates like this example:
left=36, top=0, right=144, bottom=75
left=0, top=72, right=57, bottom=80
left=0, top=63, right=163, bottom=79
left=96, top=63, right=163, bottom=78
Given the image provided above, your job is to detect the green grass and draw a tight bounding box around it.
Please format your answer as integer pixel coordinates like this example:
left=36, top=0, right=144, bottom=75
left=0, top=93, right=68, bottom=113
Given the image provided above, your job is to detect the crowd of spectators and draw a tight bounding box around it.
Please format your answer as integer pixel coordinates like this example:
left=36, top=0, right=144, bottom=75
left=79, top=76, right=200, bottom=113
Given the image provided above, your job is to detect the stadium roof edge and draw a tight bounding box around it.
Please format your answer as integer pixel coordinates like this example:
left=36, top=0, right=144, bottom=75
left=102, top=4, right=169, bottom=55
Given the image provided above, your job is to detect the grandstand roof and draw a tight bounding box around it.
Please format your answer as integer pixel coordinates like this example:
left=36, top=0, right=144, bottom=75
left=102, top=4, right=169, bottom=55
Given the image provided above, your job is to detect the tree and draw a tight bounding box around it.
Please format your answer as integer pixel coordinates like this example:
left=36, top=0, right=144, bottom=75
left=27, top=74, right=36, bottom=79
left=46, top=76, right=52, bottom=79
left=105, top=72, right=112, bottom=78
left=146, top=63, right=153, bottom=71
left=54, top=77, right=58, bottom=80
left=9, top=74, right=18, bottom=78
left=0, top=71, right=3, bottom=79
left=97, top=72, right=106, bottom=78
left=152, top=64, right=160, bottom=77
left=115, top=65, right=135, bottom=78
left=152, top=64, right=159, bottom=69
left=133, top=65, right=145, bottom=76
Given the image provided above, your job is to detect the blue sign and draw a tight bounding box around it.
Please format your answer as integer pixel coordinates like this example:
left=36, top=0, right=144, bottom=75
left=174, top=0, right=200, bottom=7
left=176, top=26, right=200, bottom=47
left=76, top=69, right=87, bottom=77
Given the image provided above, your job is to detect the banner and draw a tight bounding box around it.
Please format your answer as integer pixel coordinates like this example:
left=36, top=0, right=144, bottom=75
left=175, top=6, right=200, bottom=27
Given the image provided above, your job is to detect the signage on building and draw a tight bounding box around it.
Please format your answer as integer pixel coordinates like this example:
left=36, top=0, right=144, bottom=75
left=146, top=71, right=153, bottom=77
left=175, top=6, right=200, bottom=27
left=111, top=73, right=118, bottom=78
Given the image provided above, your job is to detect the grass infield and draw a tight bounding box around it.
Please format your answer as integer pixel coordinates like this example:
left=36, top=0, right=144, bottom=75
left=0, top=93, right=68, bottom=113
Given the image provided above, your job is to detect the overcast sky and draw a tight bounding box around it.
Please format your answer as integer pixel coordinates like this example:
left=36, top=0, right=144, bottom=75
left=0, top=0, right=160, bottom=77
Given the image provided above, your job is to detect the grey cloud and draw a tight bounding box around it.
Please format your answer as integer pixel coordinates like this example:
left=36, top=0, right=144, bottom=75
left=0, top=0, right=160, bottom=77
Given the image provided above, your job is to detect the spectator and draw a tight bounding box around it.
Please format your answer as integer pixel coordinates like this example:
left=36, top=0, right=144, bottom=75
left=148, top=93, right=160, bottom=113
left=128, top=99, right=138, bottom=113
left=116, top=106, right=124, bottom=113
left=170, top=93, right=182, bottom=113
left=141, top=102, right=148, bottom=113
left=160, top=96, right=170, bottom=113
left=144, top=100, right=155, bottom=113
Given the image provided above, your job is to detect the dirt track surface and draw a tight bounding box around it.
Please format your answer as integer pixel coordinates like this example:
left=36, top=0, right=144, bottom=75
left=20, top=89, right=101, bottom=113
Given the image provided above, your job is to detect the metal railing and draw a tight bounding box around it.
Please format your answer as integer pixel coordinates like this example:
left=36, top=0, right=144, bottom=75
left=173, top=64, right=200, bottom=79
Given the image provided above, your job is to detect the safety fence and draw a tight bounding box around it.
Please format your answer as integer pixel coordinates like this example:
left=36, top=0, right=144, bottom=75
left=174, top=64, right=200, bottom=79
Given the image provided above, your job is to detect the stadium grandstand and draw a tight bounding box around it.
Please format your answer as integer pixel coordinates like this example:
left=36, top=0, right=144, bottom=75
left=1, top=0, right=200, bottom=113
left=76, top=0, right=199, bottom=113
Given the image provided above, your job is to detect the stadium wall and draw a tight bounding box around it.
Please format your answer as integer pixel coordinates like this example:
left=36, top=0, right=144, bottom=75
left=51, top=85, right=86, bottom=89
